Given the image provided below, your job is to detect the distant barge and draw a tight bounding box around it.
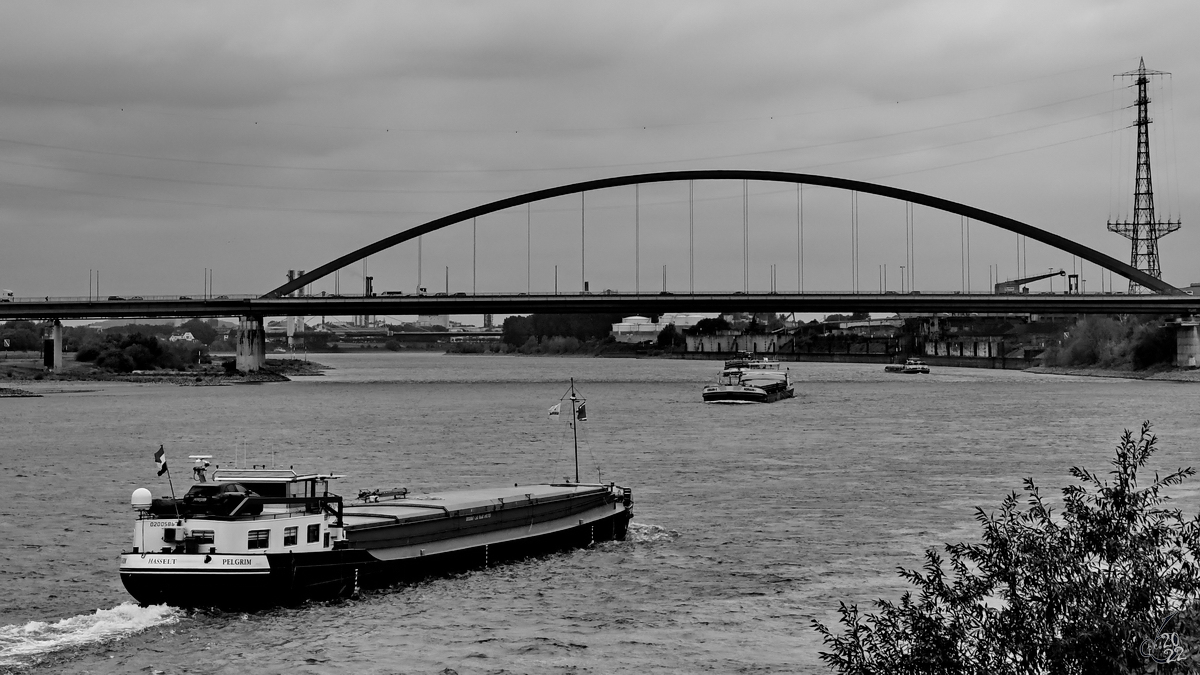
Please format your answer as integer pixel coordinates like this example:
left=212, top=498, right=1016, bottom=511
left=701, top=353, right=795, bottom=403
left=884, top=358, right=930, bottom=374
left=121, top=467, right=633, bottom=609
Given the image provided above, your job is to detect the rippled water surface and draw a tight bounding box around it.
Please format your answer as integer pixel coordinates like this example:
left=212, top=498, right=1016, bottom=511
left=2, top=352, right=1199, bottom=673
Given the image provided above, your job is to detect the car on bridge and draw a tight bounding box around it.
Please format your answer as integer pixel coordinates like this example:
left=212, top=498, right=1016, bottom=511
left=107, top=295, right=125, bottom=301
left=0, top=290, right=12, bottom=302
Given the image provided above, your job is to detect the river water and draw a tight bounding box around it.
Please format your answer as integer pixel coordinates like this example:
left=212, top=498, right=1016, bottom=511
left=1, top=353, right=1198, bottom=674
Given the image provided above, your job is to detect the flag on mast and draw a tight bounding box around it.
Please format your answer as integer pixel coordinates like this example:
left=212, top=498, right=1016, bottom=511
left=154, top=445, right=168, bottom=476
left=576, top=402, right=587, bottom=421
left=548, top=403, right=561, bottom=421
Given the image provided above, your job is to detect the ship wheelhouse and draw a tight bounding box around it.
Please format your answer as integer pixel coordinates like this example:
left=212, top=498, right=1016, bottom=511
left=131, top=468, right=346, bottom=557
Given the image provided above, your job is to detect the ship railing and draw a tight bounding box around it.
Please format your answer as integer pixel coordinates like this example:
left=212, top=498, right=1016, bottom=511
left=227, top=495, right=343, bottom=524
left=141, top=494, right=344, bottom=527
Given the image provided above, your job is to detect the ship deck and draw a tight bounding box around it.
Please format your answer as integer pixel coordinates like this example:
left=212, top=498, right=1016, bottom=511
left=340, top=483, right=609, bottom=530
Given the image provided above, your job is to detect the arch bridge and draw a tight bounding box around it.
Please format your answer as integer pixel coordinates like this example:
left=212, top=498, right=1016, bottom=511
left=266, top=170, right=1181, bottom=299
left=9, top=171, right=1195, bottom=371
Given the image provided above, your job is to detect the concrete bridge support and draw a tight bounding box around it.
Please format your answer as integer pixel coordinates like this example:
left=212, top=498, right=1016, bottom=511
left=236, top=315, right=266, bottom=372
left=46, top=320, right=63, bottom=372
left=1177, top=317, right=1200, bottom=368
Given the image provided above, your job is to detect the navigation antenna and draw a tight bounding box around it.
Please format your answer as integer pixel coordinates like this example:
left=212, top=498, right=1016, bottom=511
left=559, top=378, right=587, bottom=483
left=1107, top=57, right=1181, bottom=293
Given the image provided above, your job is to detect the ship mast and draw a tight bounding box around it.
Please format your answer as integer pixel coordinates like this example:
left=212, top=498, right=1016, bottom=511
left=552, top=379, right=587, bottom=483
left=569, top=378, right=580, bottom=483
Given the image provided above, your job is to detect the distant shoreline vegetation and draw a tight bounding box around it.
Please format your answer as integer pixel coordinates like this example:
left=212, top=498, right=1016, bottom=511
left=1045, top=315, right=1176, bottom=369
left=76, top=332, right=207, bottom=372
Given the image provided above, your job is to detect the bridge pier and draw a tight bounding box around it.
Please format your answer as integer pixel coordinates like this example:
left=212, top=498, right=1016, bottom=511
left=1177, top=316, right=1200, bottom=368
left=236, top=315, right=266, bottom=372
left=43, top=320, right=63, bottom=372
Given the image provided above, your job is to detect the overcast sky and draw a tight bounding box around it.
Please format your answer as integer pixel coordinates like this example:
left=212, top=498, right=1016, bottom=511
left=2, top=0, right=1198, bottom=310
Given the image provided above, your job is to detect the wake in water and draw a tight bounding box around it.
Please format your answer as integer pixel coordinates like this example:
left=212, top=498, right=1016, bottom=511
left=0, top=603, right=180, bottom=668
left=626, top=521, right=680, bottom=543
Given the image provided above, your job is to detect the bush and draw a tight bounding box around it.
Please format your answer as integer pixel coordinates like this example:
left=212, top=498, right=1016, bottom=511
left=96, top=350, right=135, bottom=372
left=813, top=422, right=1200, bottom=674
left=519, top=336, right=540, bottom=354
left=79, top=332, right=200, bottom=372
left=1052, top=316, right=1175, bottom=369
left=1132, top=321, right=1176, bottom=368
left=75, top=344, right=102, bottom=362
left=1055, top=316, right=1125, bottom=366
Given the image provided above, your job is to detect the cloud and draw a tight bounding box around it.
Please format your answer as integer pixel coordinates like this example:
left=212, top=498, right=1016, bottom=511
left=0, top=0, right=1197, bottom=299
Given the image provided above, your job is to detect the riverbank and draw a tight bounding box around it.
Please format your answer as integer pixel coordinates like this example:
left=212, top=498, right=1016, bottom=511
left=0, top=357, right=328, bottom=385
left=1026, top=364, right=1200, bottom=382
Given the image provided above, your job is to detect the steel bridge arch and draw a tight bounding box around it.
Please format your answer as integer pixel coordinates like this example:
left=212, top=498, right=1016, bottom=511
left=265, top=170, right=1182, bottom=298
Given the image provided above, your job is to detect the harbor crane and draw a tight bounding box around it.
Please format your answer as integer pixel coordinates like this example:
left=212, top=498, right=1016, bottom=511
left=994, top=269, right=1065, bottom=295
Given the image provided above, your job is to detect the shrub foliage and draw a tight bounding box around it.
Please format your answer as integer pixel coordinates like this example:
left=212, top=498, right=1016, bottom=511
left=1052, top=316, right=1176, bottom=369
left=813, top=422, right=1200, bottom=674
left=75, top=333, right=200, bottom=372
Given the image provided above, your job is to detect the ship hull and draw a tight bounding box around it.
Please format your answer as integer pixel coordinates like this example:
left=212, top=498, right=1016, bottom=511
left=121, top=504, right=632, bottom=609
left=702, top=384, right=794, bottom=403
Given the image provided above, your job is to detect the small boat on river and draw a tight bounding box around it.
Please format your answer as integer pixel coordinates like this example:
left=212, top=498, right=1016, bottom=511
left=702, top=353, right=794, bottom=403
left=884, top=358, right=930, bottom=374
left=120, top=387, right=633, bottom=610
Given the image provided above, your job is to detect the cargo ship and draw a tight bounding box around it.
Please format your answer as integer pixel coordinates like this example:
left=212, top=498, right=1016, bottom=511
left=701, top=352, right=794, bottom=403
left=884, top=357, right=930, bottom=374
left=121, top=386, right=632, bottom=609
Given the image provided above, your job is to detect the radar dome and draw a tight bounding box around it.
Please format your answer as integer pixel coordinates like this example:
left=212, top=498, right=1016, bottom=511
left=131, top=488, right=153, bottom=510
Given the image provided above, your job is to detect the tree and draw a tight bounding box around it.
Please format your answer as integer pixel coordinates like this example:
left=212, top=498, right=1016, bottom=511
left=179, top=318, right=219, bottom=346
left=501, top=313, right=622, bottom=347
left=0, top=321, right=40, bottom=350
left=656, top=323, right=685, bottom=349
left=502, top=315, right=533, bottom=347
left=689, top=317, right=731, bottom=335
left=824, top=312, right=869, bottom=322
left=77, top=332, right=194, bottom=371
left=813, top=422, right=1200, bottom=674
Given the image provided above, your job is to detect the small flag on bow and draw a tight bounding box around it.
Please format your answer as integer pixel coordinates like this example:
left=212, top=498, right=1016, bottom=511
left=154, top=445, right=168, bottom=476
left=576, top=402, right=587, bottom=421
left=548, top=403, right=560, bottom=421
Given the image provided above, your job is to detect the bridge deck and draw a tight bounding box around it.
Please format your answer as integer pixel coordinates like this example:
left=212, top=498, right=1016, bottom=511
left=1, top=292, right=1196, bottom=321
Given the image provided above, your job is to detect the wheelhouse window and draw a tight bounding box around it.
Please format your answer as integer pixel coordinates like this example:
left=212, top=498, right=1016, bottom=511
left=307, top=524, right=320, bottom=543
left=284, top=527, right=298, bottom=547
left=192, top=530, right=215, bottom=545
left=247, top=529, right=270, bottom=550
